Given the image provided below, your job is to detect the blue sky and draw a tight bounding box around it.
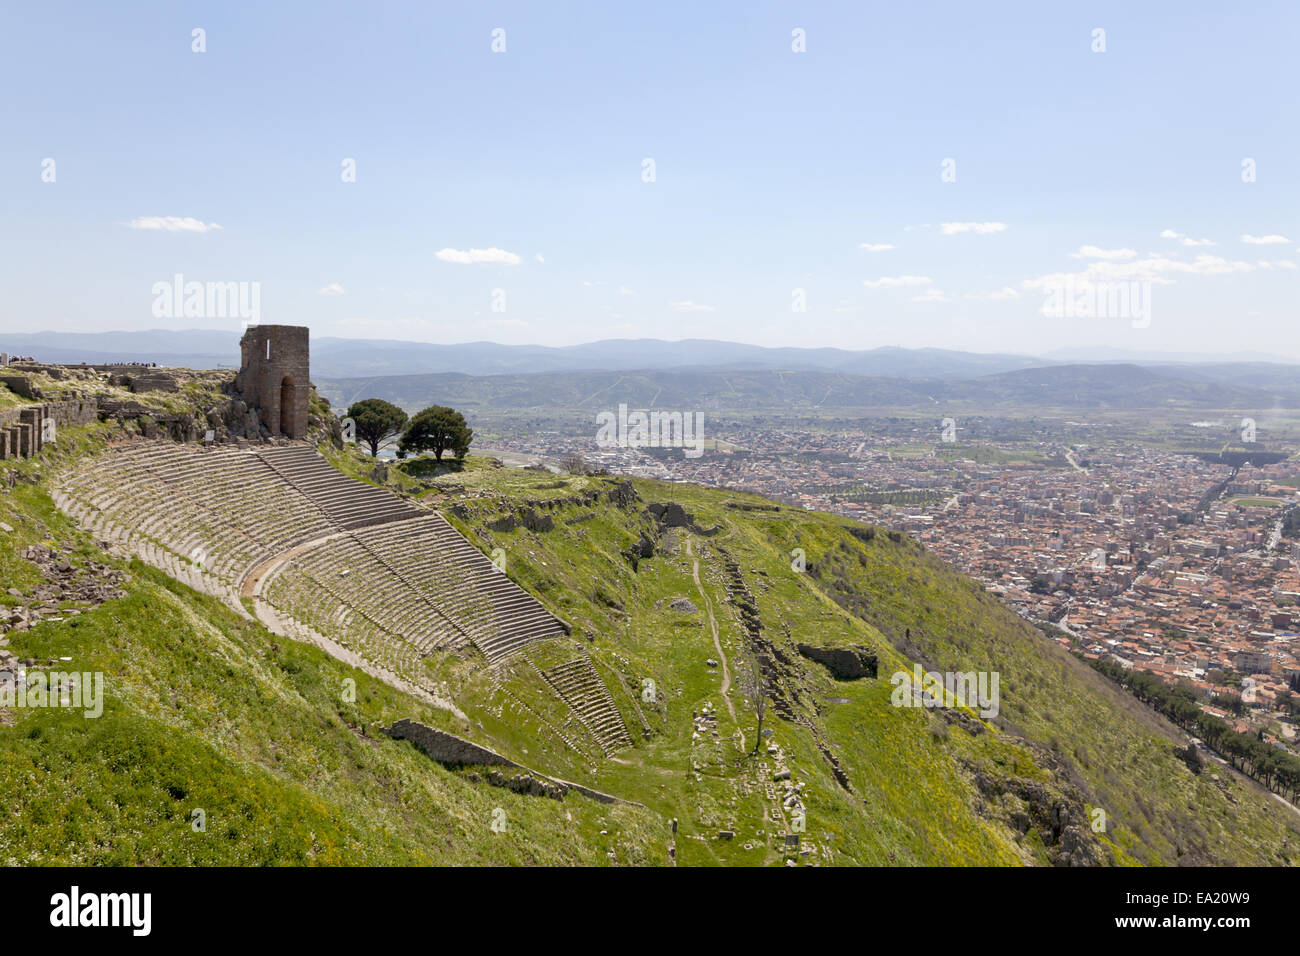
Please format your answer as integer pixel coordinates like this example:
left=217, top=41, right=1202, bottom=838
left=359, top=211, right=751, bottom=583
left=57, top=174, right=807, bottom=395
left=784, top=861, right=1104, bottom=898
left=1, top=0, right=1296, bottom=356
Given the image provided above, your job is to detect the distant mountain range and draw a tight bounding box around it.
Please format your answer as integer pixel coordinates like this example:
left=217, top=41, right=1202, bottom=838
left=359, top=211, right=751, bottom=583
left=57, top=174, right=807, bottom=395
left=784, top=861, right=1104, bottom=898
left=5, top=329, right=1299, bottom=410
left=315, top=363, right=1300, bottom=414
left=0, top=329, right=1047, bottom=378
left=6, top=328, right=1300, bottom=381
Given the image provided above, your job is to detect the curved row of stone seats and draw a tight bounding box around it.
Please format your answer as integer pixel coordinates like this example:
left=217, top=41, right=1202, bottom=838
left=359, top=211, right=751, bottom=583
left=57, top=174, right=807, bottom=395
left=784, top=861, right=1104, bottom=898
left=55, top=445, right=274, bottom=586
left=352, top=514, right=567, bottom=662
left=60, top=441, right=440, bottom=577
left=538, top=657, right=633, bottom=755
left=267, top=568, right=408, bottom=666
left=353, top=518, right=495, bottom=623
left=59, top=448, right=263, bottom=590
left=49, top=487, right=251, bottom=618
left=57, top=441, right=572, bottom=694
left=256, top=446, right=422, bottom=530
left=263, top=566, right=423, bottom=683
left=250, top=592, right=456, bottom=712
left=347, top=543, right=486, bottom=652
left=281, top=534, right=474, bottom=656
left=87, top=443, right=318, bottom=562
left=128, top=444, right=337, bottom=556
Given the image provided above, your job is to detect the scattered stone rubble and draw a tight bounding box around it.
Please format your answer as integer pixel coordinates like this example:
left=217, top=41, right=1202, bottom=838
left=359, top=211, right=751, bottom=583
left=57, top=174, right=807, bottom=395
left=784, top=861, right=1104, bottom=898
left=3, top=545, right=127, bottom=638
left=0, top=544, right=127, bottom=689
left=656, top=596, right=698, bottom=614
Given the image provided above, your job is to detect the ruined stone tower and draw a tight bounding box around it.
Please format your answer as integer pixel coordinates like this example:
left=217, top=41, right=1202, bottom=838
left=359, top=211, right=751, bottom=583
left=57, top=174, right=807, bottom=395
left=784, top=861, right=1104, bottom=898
left=235, top=325, right=310, bottom=439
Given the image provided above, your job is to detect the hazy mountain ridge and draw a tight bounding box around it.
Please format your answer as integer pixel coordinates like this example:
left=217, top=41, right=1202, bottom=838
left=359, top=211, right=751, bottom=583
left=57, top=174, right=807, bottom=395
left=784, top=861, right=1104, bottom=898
left=1, top=330, right=1046, bottom=378
left=8, top=329, right=1297, bottom=410
left=316, top=363, right=1300, bottom=414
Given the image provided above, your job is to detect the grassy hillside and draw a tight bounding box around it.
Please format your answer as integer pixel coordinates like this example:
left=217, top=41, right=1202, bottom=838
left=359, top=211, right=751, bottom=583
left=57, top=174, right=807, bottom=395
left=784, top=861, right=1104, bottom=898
left=794, top=517, right=1300, bottom=864
left=376, top=449, right=1300, bottom=865
left=3, top=427, right=1298, bottom=865
left=0, top=441, right=666, bottom=865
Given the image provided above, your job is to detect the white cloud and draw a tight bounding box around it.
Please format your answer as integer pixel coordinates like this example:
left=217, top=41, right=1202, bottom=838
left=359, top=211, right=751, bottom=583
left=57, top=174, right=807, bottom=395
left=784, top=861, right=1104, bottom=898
left=964, top=286, right=1020, bottom=301
left=863, top=275, right=932, bottom=288
left=128, top=216, right=222, bottom=233
left=1242, top=234, right=1292, bottom=245
left=617, top=285, right=636, bottom=295
left=1022, top=254, right=1255, bottom=291
left=1070, top=245, right=1137, bottom=260
left=534, top=253, right=545, bottom=264
left=939, top=222, right=1007, bottom=236
left=1160, top=229, right=1215, bottom=247
left=435, top=247, right=522, bottom=265
left=911, top=288, right=950, bottom=302
left=859, top=242, right=894, bottom=252
left=316, top=283, right=345, bottom=296
left=1276, top=260, right=1298, bottom=270
left=670, top=300, right=715, bottom=312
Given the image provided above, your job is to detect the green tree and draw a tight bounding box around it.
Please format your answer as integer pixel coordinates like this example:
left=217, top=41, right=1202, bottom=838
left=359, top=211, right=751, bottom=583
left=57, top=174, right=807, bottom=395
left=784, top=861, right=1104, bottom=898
left=346, top=399, right=408, bottom=458
left=399, top=405, right=473, bottom=462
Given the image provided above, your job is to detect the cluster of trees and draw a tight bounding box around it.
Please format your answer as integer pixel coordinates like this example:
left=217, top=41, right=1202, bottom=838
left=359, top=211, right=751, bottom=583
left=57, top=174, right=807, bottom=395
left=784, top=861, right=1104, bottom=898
left=1089, top=657, right=1300, bottom=803
left=345, top=399, right=473, bottom=462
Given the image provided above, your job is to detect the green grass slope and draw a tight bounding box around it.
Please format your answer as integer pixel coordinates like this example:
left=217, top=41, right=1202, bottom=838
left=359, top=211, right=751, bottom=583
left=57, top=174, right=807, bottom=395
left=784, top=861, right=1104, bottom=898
left=390, top=451, right=1300, bottom=865
left=0, top=447, right=667, bottom=865
left=5, top=428, right=1297, bottom=866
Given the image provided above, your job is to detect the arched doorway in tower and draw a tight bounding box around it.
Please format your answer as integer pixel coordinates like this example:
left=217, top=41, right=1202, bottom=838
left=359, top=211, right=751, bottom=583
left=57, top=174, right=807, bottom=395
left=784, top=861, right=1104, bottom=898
left=280, top=376, right=294, bottom=437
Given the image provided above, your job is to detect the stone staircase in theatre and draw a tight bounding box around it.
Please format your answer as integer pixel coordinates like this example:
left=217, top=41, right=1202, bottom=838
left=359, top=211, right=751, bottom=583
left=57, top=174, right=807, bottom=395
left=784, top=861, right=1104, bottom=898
left=538, top=656, right=634, bottom=756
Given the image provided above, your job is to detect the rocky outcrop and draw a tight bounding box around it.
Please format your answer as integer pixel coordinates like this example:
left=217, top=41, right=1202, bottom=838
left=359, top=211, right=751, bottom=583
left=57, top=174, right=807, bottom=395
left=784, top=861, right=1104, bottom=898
left=647, top=501, right=692, bottom=528
left=663, top=596, right=698, bottom=613
left=606, top=480, right=639, bottom=509
left=797, top=643, right=878, bottom=680
left=967, top=748, right=1111, bottom=867
left=623, top=531, right=657, bottom=570
left=487, top=514, right=517, bottom=532
left=519, top=507, right=554, bottom=533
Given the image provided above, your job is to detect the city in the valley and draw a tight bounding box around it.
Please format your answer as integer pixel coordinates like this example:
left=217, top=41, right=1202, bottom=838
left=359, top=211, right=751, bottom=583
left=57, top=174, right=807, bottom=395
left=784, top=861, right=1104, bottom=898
left=476, top=410, right=1300, bottom=756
